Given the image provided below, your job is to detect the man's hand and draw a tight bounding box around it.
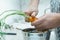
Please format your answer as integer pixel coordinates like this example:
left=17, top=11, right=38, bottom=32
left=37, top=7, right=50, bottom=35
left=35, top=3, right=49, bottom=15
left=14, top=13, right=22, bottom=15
left=24, top=9, right=38, bottom=22
left=24, top=0, right=39, bottom=22
left=24, top=0, right=39, bottom=17
left=32, top=13, right=60, bottom=31
left=25, top=9, right=38, bottom=17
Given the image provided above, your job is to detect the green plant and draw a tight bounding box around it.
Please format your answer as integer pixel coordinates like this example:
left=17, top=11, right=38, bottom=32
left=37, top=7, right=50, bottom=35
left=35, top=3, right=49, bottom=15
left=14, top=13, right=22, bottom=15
left=0, top=10, right=26, bottom=40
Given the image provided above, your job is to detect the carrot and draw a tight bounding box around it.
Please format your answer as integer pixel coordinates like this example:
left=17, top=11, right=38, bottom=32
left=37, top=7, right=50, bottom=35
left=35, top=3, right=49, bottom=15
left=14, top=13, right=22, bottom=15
left=28, top=16, right=38, bottom=22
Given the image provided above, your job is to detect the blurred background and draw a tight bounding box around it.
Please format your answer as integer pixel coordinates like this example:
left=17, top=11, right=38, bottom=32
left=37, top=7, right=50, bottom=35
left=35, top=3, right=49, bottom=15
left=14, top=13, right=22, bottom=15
left=0, top=0, right=56, bottom=40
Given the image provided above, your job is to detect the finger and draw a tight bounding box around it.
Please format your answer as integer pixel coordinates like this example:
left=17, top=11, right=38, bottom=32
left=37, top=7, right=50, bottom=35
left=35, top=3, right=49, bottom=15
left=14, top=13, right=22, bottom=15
left=31, top=11, right=38, bottom=17
left=35, top=24, right=47, bottom=31
left=34, top=24, right=42, bottom=31
left=38, top=22, right=50, bottom=31
left=31, top=16, right=45, bottom=26
left=24, top=10, right=33, bottom=16
left=36, top=24, right=44, bottom=30
left=24, top=12, right=31, bottom=16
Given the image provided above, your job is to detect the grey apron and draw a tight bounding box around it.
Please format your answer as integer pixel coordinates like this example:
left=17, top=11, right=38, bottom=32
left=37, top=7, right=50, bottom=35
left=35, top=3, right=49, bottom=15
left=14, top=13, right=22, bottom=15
left=50, top=0, right=60, bottom=40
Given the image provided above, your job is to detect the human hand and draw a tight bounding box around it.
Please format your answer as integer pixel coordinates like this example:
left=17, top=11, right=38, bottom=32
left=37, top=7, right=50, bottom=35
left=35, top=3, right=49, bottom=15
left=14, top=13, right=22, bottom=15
left=32, top=13, right=60, bottom=31
left=25, top=8, right=38, bottom=22
left=25, top=8, right=38, bottom=17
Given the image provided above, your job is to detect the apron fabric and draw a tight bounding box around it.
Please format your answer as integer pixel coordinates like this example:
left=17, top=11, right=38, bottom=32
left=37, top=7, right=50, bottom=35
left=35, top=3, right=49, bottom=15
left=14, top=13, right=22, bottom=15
left=50, top=0, right=60, bottom=40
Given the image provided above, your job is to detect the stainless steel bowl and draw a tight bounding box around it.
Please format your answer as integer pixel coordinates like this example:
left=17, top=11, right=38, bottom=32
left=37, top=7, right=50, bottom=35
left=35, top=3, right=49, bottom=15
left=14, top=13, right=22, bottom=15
left=22, top=28, right=50, bottom=40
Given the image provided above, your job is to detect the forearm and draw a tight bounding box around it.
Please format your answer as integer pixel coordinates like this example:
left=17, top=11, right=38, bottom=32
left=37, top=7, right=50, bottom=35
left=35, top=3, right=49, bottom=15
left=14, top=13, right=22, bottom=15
left=29, top=0, right=40, bottom=10
left=54, top=13, right=60, bottom=26
left=57, top=13, right=60, bottom=21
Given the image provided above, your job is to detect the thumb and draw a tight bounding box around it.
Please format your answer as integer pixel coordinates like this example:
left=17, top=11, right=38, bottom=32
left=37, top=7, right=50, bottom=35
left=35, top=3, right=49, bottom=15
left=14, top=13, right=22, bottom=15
left=31, top=11, right=38, bottom=17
